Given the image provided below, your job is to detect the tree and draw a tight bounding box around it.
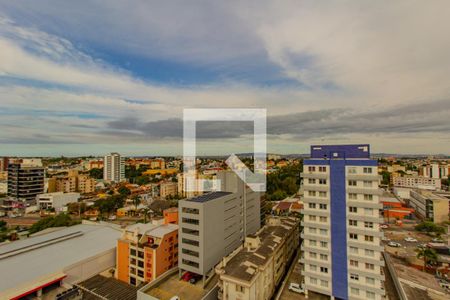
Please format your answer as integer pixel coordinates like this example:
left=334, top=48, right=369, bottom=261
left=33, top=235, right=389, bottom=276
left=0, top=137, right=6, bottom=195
left=415, top=221, right=445, bottom=235
left=416, top=247, right=438, bottom=272
left=380, top=171, right=391, bottom=185
left=132, top=195, right=141, bottom=210
left=118, top=186, right=131, bottom=196
left=89, top=168, right=104, bottom=179
left=29, top=214, right=79, bottom=234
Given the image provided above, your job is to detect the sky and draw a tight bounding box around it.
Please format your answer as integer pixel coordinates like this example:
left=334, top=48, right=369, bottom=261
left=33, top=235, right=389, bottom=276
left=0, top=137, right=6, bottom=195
left=0, top=0, right=449, bottom=156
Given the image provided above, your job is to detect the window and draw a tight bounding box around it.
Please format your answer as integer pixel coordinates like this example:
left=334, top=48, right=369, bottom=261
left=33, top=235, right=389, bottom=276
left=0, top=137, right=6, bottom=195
left=365, top=235, right=374, bottom=242
left=363, top=181, right=372, bottom=188
left=309, top=252, right=317, bottom=259
left=309, top=227, right=317, bottom=234
left=319, top=191, right=327, bottom=198
left=320, top=241, right=328, bottom=248
left=348, top=167, right=357, bottom=174
left=319, top=216, right=327, bottom=222
left=364, top=194, right=373, bottom=200
left=319, top=166, right=326, bottom=172
left=319, top=203, right=327, bottom=210
left=182, top=218, right=199, bottom=225
left=349, top=193, right=357, bottom=200
left=363, top=167, right=373, bottom=174
left=365, top=263, right=375, bottom=270
left=350, top=273, right=359, bottom=281
left=308, top=203, right=316, bottom=209
left=320, top=254, right=328, bottom=261
left=365, top=249, right=375, bottom=257
left=365, top=208, right=373, bottom=215
left=351, top=287, right=359, bottom=295
left=310, top=277, right=317, bottom=284
left=236, top=285, right=245, bottom=293
left=349, top=246, right=358, bottom=254
left=348, top=180, right=357, bottom=186
left=366, top=291, right=376, bottom=299
left=320, top=280, right=328, bottom=287
left=349, top=219, right=358, bottom=226
left=310, top=264, right=317, bottom=271
left=308, top=178, right=315, bottom=184
left=350, top=260, right=359, bottom=267
left=350, top=233, right=358, bottom=240
left=349, top=206, right=357, bottom=213
left=320, top=229, right=327, bottom=235
left=309, top=215, right=317, bottom=221
left=320, top=267, right=328, bottom=273
left=365, top=222, right=374, bottom=229
left=309, top=240, right=317, bottom=246
left=308, top=191, right=316, bottom=197
left=308, top=166, right=316, bottom=172
left=366, top=277, right=375, bottom=285
left=319, top=179, right=327, bottom=185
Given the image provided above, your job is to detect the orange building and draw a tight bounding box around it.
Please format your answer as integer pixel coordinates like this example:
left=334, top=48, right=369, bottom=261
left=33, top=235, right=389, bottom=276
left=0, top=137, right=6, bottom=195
left=163, top=207, right=178, bottom=224
left=116, top=222, right=178, bottom=286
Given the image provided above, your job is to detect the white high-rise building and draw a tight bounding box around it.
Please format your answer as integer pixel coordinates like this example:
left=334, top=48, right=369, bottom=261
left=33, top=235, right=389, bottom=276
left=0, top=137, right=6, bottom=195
left=300, top=145, right=385, bottom=300
left=103, top=153, right=125, bottom=183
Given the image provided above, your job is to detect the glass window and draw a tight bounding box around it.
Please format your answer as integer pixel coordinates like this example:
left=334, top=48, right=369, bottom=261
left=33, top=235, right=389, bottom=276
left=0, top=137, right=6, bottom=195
left=363, top=167, right=373, bottom=174
left=350, top=273, right=359, bottom=281
left=349, top=193, right=357, bottom=199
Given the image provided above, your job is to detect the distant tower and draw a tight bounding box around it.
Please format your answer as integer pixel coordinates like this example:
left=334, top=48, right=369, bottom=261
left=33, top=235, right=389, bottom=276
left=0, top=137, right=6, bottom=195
left=103, top=153, right=125, bottom=183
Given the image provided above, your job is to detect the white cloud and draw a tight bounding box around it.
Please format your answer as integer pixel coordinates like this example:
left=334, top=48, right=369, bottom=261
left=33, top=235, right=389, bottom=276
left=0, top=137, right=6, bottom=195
left=0, top=1, right=450, bottom=155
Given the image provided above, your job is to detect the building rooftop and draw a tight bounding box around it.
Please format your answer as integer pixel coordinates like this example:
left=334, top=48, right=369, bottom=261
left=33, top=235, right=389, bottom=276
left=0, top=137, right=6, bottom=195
left=146, top=223, right=178, bottom=238
left=0, top=223, right=122, bottom=296
left=187, top=191, right=232, bottom=203
left=77, top=274, right=138, bottom=300
left=310, top=144, right=371, bottom=159
left=413, top=189, right=450, bottom=201
left=219, top=217, right=298, bottom=283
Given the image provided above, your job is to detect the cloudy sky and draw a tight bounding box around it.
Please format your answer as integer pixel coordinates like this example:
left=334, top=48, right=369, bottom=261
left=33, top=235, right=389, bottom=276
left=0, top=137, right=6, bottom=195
left=0, top=0, right=449, bottom=156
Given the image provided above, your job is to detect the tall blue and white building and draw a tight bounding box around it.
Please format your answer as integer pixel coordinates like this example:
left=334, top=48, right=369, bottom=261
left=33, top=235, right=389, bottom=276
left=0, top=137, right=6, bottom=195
left=300, top=145, right=385, bottom=300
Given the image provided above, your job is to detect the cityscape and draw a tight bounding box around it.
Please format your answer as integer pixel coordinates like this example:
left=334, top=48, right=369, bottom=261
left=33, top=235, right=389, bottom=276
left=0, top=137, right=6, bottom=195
left=1, top=2, right=450, bottom=300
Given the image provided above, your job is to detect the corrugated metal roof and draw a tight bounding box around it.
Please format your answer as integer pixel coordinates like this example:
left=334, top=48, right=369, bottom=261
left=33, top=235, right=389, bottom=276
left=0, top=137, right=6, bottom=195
left=0, top=224, right=121, bottom=295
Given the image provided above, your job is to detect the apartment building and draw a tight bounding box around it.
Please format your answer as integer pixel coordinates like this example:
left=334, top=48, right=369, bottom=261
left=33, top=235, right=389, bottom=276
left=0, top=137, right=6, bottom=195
left=392, top=175, right=441, bottom=190
left=421, top=163, right=449, bottom=179
left=178, top=172, right=261, bottom=286
left=215, top=217, right=300, bottom=300
left=177, top=172, right=207, bottom=198
left=104, top=152, right=125, bottom=183
left=0, top=157, right=8, bottom=172
left=7, top=159, right=45, bottom=201
left=116, top=220, right=179, bottom=286
left=409, top=189, right=450, bottom=223
left=160, top=182, right=178, bottom=199
left=48, top=170, right=96, bottom=194
left=300, top=145, right=385, bottom=300
left=37, top=192, right=80, bottom=211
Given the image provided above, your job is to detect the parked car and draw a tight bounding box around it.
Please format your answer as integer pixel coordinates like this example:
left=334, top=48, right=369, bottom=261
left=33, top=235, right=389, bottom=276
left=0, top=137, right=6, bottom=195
left=181, top=272, right=201, bottom=284
left=288, top=283, right=305, bottom=294
left=417, top=243, right=427, bottom=249
left=404, top=237, right=418, bottom=242
left=432, top=238, right=444, bottom=243
left=388, top=241, right=402, bottom=247
left=380, top=224, right=389, bottom=229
